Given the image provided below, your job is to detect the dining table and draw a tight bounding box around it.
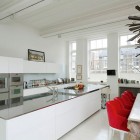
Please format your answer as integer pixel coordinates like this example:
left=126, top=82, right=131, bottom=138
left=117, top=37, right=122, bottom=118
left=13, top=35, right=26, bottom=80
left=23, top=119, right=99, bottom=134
left=127, top=93, right=140, bottom=140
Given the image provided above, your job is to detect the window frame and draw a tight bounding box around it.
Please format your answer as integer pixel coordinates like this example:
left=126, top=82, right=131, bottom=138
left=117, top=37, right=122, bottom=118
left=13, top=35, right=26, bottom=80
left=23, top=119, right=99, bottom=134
left=119, top=34, right=140, bottom=74
left=88, top=38, right=108, bottom=74
left=69, top=41, right=77, bottom=78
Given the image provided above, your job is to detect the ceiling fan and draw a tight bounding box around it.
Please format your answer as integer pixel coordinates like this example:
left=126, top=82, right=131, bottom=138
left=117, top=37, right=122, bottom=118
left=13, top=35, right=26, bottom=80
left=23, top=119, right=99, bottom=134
left=127, top=5, right=140, bottom=57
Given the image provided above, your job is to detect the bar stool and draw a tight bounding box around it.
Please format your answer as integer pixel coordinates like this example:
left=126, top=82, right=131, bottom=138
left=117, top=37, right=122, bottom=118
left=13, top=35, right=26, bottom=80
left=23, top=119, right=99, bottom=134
left=106, top=101, right=129, bottom=140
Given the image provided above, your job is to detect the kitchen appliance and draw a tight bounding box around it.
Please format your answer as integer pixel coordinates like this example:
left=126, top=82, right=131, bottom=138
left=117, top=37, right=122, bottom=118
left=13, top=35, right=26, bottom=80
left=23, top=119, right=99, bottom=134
left=9, top=74, right=23, bottom=107
left=0, top=74, right=9, bottom=110
left=0, top=74, right=9, bottom=93
left=10, top=73, right=23, bottom=86
left=107, top=70, right=116, bottom=76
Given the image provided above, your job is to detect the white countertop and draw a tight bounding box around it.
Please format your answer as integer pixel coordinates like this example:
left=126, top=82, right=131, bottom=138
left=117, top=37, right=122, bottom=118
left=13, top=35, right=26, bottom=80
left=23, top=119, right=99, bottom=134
left=119, top=83, right=140, bottom=88
left=128, top=93, right=140, bottom=122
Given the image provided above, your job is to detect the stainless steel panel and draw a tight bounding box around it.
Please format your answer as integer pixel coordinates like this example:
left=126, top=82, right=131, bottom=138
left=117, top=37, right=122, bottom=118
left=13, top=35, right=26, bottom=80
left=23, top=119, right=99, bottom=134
left=0, top=74, right=9, bottom=93
left=10, top=73, right=23, bottom=86
left=10, top=85, right=23, bottom=98
left=9, top=97, right=23, bottom=107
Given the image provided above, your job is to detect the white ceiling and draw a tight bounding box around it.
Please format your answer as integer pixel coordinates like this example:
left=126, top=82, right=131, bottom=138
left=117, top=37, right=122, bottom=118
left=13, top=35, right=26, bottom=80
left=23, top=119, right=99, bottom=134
left=0, top=0, right=140, bottom=37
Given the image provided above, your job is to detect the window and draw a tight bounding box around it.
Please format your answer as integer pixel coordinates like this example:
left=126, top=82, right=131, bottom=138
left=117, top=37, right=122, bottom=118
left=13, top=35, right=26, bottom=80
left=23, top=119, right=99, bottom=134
left=88, top=38, right=107, bottom=82
left=119, top=34, right=140, bottom=73
left=120, top=34, right=137, bottom=46
left=69, top=42, right=76, bottom=79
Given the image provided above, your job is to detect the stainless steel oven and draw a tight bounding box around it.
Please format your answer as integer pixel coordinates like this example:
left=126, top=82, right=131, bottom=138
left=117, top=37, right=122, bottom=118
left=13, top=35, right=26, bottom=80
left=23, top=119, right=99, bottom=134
left=0, top=92, right=9, bottom=109
left=9, top=74, right=23, bottom=107
left=10, top=85, right=23, bottom=98
left=9, top=85, right=23, bottom=107
left=10, top=97, right=23, bottom=107
left=0, top=74, right=9, bottom=93
left=10, top=73, right=23, bottom=86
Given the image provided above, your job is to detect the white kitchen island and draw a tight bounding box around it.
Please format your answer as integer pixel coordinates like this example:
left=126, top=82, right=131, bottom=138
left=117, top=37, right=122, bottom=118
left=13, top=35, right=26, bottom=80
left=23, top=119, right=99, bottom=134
left=0, top=84, right=108, bottom=140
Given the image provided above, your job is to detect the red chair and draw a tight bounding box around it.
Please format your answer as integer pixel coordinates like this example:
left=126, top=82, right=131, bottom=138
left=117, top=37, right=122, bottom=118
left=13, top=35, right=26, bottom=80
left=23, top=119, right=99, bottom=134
left=106, top=101, right=129, bottom=140
left=123, top=92, right=135, bottom=103
left=124, top=90, right=136, bottom=100
left=121, top=93, right=134, bottom=104
left=115, top=97, right=132, bottom=110
left=113, top=99, right=130, bottom=118
left=121, top=94, right=133, bottom=109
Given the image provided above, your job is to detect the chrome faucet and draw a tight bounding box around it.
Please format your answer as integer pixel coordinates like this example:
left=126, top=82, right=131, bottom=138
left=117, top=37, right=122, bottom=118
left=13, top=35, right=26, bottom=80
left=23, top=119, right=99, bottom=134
left=46, top=86, right=58, bottom=101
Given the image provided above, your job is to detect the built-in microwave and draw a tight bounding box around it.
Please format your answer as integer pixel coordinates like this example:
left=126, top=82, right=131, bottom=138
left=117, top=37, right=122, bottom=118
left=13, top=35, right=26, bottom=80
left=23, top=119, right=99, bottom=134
left=0, top=74, right=9, bottom=93
left=10, top=74, right=23, bottom=86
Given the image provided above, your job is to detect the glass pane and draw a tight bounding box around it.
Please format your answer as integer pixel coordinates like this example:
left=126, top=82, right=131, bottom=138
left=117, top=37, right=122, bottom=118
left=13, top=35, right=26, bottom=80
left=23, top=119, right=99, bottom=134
left=90, top=41, right=96, bottom=49
left=14, top=89, right=21, bottom=94
left=97, top=40, right=102, bottom=48
left=0, top=78, right=5, bottom=88
left=12, top=77, right=20, bottom=82
left=120, top=36, right=127, bottom=46
left=120, top=47, right=140, bottom=73
left=72, top=52, right=76, bottom=56
left=89, top=50, right=107, bottom=72
left=103, top=39, right=107, bottom=48
left=71, top=43, right=76, bottom=50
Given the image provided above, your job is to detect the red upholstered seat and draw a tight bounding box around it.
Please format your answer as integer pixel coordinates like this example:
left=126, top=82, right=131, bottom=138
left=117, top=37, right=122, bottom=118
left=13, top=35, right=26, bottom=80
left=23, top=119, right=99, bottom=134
left=113, top=99, right=130, bottom=118
left=106, top=101, right=129, bottom=132
left=124, top=90, right=136, bottom=100
left=121, top=95, right=133, bottom=110
left=115, top=97, right=132, bottom=110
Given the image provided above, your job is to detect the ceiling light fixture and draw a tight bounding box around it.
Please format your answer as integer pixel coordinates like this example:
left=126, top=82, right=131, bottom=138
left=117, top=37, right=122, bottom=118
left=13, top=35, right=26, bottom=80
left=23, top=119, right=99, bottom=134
left=127, top=5, right=140, bottom=57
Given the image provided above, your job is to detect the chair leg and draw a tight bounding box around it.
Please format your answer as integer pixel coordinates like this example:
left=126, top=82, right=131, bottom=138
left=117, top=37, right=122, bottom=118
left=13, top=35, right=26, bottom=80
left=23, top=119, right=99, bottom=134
left=108, top=127, right=112, bottom=140
left=112, top=129, right=115, bottom=137
left=120, top=132, right=124, bottom=140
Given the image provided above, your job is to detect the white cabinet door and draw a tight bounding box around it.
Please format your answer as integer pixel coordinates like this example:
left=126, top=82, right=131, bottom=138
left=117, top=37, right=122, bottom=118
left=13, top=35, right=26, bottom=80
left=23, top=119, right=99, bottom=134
left=6, top=106, right=55, bottom=140
left=45, top=63, right=59, bottom=73
left=8, top=58, right=23, bottom=73
left=23, top=60, right=45, bottom=73
left=55, top=98, right=77, bottom=139
left=0, top=56, right=9, bottom=73
left=55, top=90, right=101, bottom=139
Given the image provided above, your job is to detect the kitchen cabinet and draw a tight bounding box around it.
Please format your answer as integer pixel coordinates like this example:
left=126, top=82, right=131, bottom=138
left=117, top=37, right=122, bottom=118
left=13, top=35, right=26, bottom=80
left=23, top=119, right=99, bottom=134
left=23, top=60, right=45, bottom=73
left=8, top=57, right=23, bottom=73
left=5, top=105, right=55, bottom=140
left=55, top=90, right=101, bottom=139
left=0, top=56, right=9, bottom=73
left=23, top=61, right=60, bottom=73
left=45, top=63, right=60, bottom=73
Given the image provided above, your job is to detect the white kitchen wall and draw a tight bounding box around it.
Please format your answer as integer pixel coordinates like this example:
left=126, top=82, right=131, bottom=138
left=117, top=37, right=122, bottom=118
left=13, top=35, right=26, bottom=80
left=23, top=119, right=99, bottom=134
left=0, top=22, right=66, bottom=78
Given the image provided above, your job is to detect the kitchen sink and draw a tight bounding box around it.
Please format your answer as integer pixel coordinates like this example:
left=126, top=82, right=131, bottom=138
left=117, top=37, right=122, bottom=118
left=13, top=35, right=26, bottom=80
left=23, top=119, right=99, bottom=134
left=24, top=92, right=53, bottom=101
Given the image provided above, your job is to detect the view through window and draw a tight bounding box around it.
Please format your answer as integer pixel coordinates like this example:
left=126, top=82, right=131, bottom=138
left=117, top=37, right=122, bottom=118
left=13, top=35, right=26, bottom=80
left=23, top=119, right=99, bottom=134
left=88, top=38, right=107, bottom=82
left=69, top=42, right=76, bottom=79
left=120, top=34, right=140, bottom=73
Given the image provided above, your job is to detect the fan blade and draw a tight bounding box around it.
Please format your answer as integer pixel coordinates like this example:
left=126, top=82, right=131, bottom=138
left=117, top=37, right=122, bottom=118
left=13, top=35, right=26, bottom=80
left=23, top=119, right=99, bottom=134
left=133, top=28, right=140, bottom=33
left=129, top=26, right=140, bottom=31
left=126, top=23, right=140, bottom=27
left=137, top=38, right=140, bottom=43
left=136, top=54, right=140, bottom=57
left=135, top=5, right=140, bottom=11
left=128, top=32, right=140, bottom=41
left=128, top=16, right=140, bottom=20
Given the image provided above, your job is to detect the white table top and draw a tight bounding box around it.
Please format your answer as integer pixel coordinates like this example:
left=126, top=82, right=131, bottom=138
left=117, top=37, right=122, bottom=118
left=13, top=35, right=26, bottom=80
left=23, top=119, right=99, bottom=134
left=128, top=93, right=140, bottom=122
